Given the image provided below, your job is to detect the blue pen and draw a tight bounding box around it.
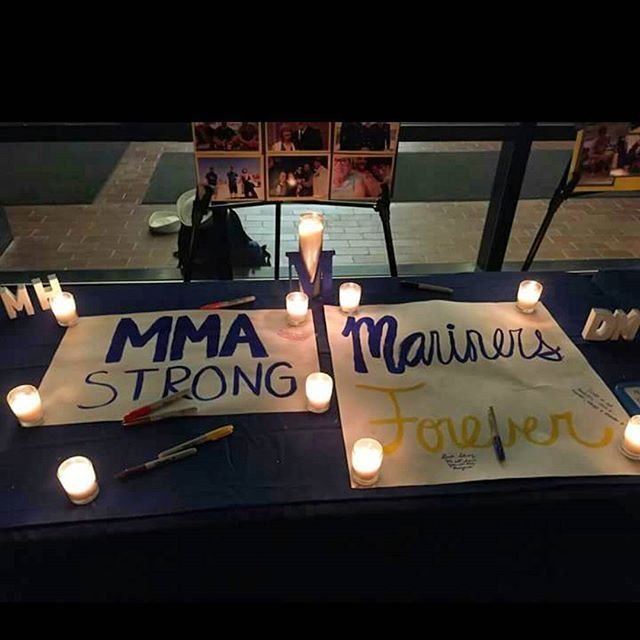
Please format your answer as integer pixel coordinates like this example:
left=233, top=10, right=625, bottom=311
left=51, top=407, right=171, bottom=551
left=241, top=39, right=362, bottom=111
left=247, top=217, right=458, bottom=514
left=488, top=406, right=506, bottom=463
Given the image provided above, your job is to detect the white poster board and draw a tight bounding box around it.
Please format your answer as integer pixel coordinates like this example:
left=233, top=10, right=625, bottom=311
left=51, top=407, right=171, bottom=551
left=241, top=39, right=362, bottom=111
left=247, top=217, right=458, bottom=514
left=37, top=309, right=319, bottom=426
left=324, top=301, right=637, bottom=488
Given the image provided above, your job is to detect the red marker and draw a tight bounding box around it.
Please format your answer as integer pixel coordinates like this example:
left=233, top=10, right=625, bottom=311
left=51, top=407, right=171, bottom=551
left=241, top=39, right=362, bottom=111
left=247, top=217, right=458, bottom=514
left=122, top=388, right=191, bottom=423
left=123, top=406, right=197, bottom=427
left=199, top=295, right=256, bottom=310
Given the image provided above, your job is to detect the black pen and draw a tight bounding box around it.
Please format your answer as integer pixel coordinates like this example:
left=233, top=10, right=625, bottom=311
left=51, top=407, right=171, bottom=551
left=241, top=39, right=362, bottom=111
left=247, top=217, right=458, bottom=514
left=488, top=406, right=506, bottom=463
left=400, top=280, right=454, bottom=295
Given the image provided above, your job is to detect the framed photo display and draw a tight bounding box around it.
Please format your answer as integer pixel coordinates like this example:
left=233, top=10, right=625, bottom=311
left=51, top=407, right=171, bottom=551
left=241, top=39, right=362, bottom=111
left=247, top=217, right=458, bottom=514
left=193, top=122, right=262, bottom=152
left=267, top=155, right=330, bottom=200
left=192, top=122, right=265, bottom=203
left=266, top=122, right=331, bottom=153
left=330, top=122, right=400, bottom=201
left=191, top=122, right=401, bottom=203
left=265, top=122, right=332, bottom=201
left=570, top=123, right=640, bottom=192
left=195, top=156, right=265, bottom=201
left=334, top=122, right=400, bottom=152
left=332, top=154, right=395, bottom=200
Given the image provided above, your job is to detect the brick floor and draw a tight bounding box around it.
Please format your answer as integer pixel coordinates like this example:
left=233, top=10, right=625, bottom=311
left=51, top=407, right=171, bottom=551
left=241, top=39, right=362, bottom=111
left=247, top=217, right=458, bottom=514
left=0, top=140, right=638, bottom=274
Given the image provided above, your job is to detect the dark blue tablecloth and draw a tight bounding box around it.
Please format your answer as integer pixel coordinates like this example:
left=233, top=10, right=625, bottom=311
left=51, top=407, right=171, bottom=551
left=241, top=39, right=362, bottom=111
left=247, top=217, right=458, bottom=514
left=1, top=271, right=639, bottom=533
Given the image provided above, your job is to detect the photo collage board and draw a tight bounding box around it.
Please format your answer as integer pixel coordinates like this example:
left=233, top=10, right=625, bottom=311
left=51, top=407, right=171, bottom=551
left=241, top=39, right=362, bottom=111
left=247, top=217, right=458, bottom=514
left=570, top=122, right=640, bottom=192
left=192, top=122, right=400, bottom=203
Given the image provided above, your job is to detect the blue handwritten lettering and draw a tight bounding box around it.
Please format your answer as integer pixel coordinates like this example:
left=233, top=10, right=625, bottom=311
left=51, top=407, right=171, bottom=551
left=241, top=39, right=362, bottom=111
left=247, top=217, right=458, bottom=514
left=191, top=365, right=227, bottom=401
left=342, top=314, right=564, bottom=375
left=124, top=368, right=160, bottom=401
left=106, top=316, right=172, bottom=363
left=164, top=365, right=192, bottom=396
left=78, top=370, right=118, bottom=409
left=170, top=315, right=221, bottom=361
left=219, top=313, right=268, bottom=358
left=232, top=363, right=263, bottom=396
left=264, top=361, right=297, bottom=398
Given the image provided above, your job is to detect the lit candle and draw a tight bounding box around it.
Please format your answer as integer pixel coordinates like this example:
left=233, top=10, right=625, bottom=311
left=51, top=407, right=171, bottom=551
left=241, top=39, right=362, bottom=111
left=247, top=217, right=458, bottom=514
left=57, top=456, right=100, bottom=505
left=6, top=384, right=44, bottom=427
left=621, top=415, right=640, bottom=458
left=516, top=280, right=543, bottom=314
left=305, top=372, right=333, bottom=413
left=351, top=438, right=384, bottom=486
left=298, top=211, right=324, bottom=283
left=286, top=291, right=309, bottom=326
left=339, top=282, right=362, bottom=314
left=50, top=291, right=79, bottom=327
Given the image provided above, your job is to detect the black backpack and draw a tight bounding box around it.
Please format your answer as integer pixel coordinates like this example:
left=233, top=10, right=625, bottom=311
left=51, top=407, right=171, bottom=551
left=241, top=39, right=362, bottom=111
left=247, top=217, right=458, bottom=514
left=177, top=205, right=271, bottom=280
left=226, top=208, right=272, bottom=269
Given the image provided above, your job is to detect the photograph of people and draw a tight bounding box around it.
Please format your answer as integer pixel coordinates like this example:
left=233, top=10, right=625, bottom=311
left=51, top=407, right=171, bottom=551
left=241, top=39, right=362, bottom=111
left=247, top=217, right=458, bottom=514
left=196, top=157, right=264, bottom=201
left=267, top=123, right=330, bottom=152
left=628, top=136, right=640, bottom=174
left=212, top=122, right=237, bottom=150
left=205, top=165, right=219, bottom=197
left=192, top=122, right=261, bottom=152
left=334, top=122, right=400, bottom=152
left=331, top=156, right=394, bottom=200
left=332, top=156, right=365, bottom=198
left=294, top=122, right=324, bottom=151
left=267, top=156, right=330, bottom=200
left=576, top=122, right=629, bottom=186
left=240, top=167, right=259, bottom=198
left=609, top=133, right=640, bottom=177
left=272, top=171, right=296, bottom=197
left=235, top=122, right=260, bottom=151
left=296, top=162, right=314, bottom=197
left=227, top=165, right=239, bottom=197
left=312, top=157, right=329, bottom=198
left=194, top=122, right=214, bottom=150
left=271, top=125, right=297, bottom=152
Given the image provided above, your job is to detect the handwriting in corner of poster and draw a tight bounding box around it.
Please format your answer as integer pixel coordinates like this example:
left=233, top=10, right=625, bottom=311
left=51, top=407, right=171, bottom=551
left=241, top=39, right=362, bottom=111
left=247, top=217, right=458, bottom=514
left=324, top=301, right=637, bottom=488
left=38, top=309, right=320, bottom=425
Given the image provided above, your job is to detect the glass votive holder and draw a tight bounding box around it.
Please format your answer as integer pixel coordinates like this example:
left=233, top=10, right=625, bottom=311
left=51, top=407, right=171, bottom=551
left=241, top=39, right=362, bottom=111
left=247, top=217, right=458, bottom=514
left=50, top=291, right=79, bottom=327
left=516, top=280, right=543, bottom=314
left=339, top=282, right=362, bottom=314
left=6, top=384, right=44, bottom=427
left=298, top=211, right=325, bottom=283
left=620, top=415, right=640, bottom=460
left=57, top=456, right=100, bottom=505
left=351, top=438, right=384, bottom=486
left=305, top=372, right=333, bottom=413
left=286, top=291, right=309, bottom=326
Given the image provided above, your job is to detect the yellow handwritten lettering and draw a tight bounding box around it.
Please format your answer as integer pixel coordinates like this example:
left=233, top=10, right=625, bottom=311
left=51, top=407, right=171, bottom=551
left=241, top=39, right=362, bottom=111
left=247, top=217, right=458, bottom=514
left=559, top=411, right=614, bottom=448
left=461, top=415, right=491, bottom=448
left=417, top=418, right=444, bottom=452
left=356, top=383, right=424, bottom=454
left=506, top=416, right=559, bottom=447
left=356, top=385, right=617, bottom=454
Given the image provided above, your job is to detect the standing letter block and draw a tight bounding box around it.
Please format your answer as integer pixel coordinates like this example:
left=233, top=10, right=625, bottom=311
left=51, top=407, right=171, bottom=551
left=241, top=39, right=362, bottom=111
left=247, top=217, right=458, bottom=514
left=0, top=285, right=35, bottom=319
left=582, top=308, right=640, bottom=342
left=31, top=274, right=62, bottom=311
left=611, top=309, right=640, bottom=341
left=287, top=250, right=336, bottom=299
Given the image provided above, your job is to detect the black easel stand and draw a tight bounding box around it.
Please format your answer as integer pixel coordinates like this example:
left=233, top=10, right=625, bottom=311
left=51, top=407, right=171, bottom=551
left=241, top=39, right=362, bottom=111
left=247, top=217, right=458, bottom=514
left=373, top=185, right=398, bottom=277
left=183, top=192, right=398, bottom=283
left=521, top=161, right=585, bottom=271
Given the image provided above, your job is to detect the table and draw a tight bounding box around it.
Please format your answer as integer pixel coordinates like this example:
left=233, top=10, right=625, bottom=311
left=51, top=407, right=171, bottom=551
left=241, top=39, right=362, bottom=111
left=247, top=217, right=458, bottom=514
left=1, top=271, right=639, bottom=601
